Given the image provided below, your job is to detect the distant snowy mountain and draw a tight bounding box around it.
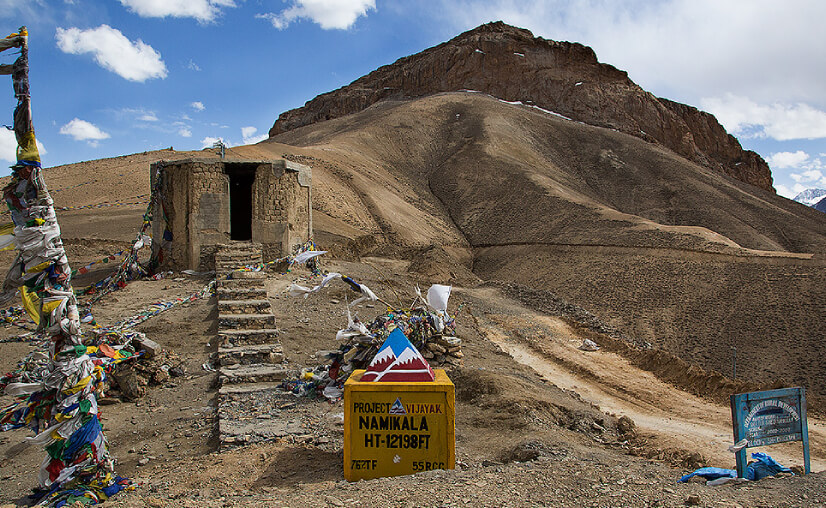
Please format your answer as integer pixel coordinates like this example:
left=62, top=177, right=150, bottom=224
left=815, top=196, right=826, bottom=213
left=793, top=188, right=826, bottom=207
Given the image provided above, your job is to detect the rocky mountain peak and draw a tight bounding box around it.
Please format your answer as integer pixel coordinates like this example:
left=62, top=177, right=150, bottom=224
left=270, top=21, right=773, bottom=192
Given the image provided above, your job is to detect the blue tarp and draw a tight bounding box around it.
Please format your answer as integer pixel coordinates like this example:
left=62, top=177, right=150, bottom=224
left=679, top=452, right=793, bottom=483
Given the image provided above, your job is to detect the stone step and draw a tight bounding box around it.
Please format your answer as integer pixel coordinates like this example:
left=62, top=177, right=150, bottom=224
left=215, top=256, right=262, bottom=266
left=216, top=242, right=262, bottom=252
left=218, top=384, right=306, bottom=449
left=218, top=328, right=280, bottom=348
left=218, top=278, right=266, bottom=289
left=218, top=313, right=276, bottom=330
left=218, top=382, right=284, bottom=396
left=218, top=343, right=284, bottom=366
left=218, top=299, right=272, bottom=315
left=215, top=250, right=261, bottom=258
left=218, top=364, right=289, bottom=385
left=216, top=265, right=261, bottom=275
left=216, top=250, right=261, bottom=258
left=227, top=270, right=266, bottom=280
left=217, top=287, right=268, bottom=301
left=216, top=244, right=261, bottom=251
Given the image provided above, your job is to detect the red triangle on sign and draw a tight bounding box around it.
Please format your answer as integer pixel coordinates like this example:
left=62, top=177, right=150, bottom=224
left=361, top=328, right=435, bottom=382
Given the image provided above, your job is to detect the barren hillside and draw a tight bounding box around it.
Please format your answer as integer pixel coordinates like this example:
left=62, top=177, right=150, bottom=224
left=7, top=90, right=824, bottom=403
left=263, top=92, right=826, bottom=402
left=271, top=22, right=773, bottom=192
left=3, top=17, right=826, bottom=506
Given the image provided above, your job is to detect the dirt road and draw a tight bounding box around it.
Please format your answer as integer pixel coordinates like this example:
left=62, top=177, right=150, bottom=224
left=462, top=285, right=825, bottom=472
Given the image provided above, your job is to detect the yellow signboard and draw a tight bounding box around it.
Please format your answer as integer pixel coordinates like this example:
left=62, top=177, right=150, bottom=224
left=344, top=369, right=455, bottom=481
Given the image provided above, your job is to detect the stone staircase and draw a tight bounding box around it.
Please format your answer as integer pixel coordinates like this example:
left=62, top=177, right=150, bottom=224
left=214, top=243, right=293, bottom=448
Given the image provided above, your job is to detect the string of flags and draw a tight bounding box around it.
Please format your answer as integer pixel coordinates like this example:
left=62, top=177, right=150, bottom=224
left=95, top=280, right=215, bottom=333
left=55, top=195, right=149, bottom=212
left=0, top=26, right=131, bottom=506
left=227, top=241, right=326, bottom=276
left=283, top=263, right=463, bottom=399
left=72, top=251, right=127, bottom=277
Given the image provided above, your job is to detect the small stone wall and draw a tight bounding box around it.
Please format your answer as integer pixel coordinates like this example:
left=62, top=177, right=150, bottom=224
left=151, top=158, right=312, bottom=270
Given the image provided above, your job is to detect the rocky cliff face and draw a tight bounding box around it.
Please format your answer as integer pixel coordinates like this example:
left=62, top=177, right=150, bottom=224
left=270, top=21, right=773, bottom=192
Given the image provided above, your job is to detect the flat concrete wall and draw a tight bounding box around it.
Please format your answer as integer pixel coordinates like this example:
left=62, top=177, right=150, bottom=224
left=151, top=158, right=312, bottom=270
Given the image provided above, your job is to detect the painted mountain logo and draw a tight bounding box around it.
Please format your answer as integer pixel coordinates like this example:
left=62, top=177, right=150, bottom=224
left=389, top=398, right=407, bottom=415
left=361, top=327, right=436, bottom=382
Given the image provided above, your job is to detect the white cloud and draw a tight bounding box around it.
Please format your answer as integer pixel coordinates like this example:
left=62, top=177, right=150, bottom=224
left=790, top=169, right=824, bottom=184
left=0, top=0, right=44, bottom=18
left=115, top=107, right=159, bottom=123
left=775, top=184, right=793, bottom=199
left=241, top=126, right=268, bottom=144
left=187, top=59, right=201, bottom=71
left=0, top=128, right=46, bottom=163
left=59, top=118, right=110, bottom=146
left=117, top=0, right=237, bottom=23
left=0, top=129, right=16, bottom=162
left=201, top=136, right=226, bottom=148
left=55, top=25, right=167, bottom=82
left=767, top=151, right=810, bottom=170
left=766, top=150, right=826, bottom=189
left=258, top=0, right=376, bottom=30
left=700, top=94, right=826, bottom=141
left=779, top=182, right=812, bottom=198
left=191, top=101, right=205, bottom=112
left=435, top=0, right=826, bottom=109
left=179, top=127, right=192, bottom=138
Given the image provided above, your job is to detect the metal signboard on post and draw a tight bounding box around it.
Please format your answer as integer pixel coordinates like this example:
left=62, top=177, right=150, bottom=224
left=730, top=387, right=810, bottom=478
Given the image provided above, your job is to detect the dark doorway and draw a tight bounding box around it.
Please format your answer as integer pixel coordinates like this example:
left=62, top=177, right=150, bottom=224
left=226, top=163, right=256, bottom=241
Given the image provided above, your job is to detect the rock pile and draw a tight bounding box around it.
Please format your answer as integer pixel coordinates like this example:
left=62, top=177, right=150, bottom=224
left=423, top=335, right=464, bottom=366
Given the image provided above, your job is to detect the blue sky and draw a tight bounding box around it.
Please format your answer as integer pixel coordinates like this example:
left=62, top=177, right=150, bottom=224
left=1, top=1, right=825, bottom=200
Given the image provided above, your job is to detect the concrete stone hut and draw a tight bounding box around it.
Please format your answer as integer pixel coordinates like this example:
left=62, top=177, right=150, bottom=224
left=150, top=158, right=312, bottom=270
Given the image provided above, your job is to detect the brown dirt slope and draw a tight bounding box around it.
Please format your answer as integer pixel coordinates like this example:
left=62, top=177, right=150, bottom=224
left=263, top=92, right=826, bottom=399
left=1, top=92, right=826, bottom=505
left=268, top=92, right=826, bottom=254
left=3, top=92, right=824, bottom=402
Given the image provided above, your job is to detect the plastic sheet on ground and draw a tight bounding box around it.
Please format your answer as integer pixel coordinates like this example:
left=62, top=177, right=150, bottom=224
left=678, top=452, right=793, bottom=483
left=579, top=338, right=600, bottom=351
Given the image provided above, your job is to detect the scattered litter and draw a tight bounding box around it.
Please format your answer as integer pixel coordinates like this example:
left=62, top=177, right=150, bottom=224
left=728, top=438, right=748, bottom=453
left=678, top=452, right=793, bottom=483
left=579, top=339, right=600, bottom=351
left=322, top=385, right=344, bottom=401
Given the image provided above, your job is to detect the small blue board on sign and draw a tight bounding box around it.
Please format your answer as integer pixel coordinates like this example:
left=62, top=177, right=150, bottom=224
left=730, top=387, right=810, bottom=478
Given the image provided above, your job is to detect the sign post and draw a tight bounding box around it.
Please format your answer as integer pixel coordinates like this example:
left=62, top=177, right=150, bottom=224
left=730, top=387, right=810, bottom=478
left=344, top=369, right=455, bottom=481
